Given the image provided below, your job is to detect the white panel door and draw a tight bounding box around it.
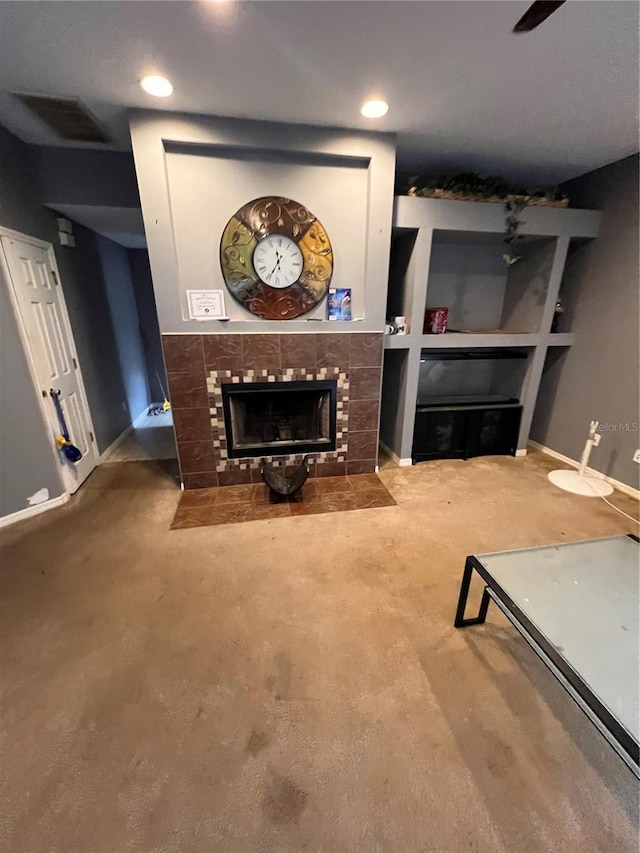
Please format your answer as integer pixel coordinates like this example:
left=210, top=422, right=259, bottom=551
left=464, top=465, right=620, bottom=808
left=1, top=235, right=97, bottom=492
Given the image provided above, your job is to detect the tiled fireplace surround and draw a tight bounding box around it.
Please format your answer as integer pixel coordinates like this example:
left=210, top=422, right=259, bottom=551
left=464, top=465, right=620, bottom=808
left=163, top=333, right=383, bottom=489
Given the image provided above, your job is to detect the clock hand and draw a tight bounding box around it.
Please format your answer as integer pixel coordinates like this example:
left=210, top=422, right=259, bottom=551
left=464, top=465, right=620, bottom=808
left=267, top=254, right=281, bottom=280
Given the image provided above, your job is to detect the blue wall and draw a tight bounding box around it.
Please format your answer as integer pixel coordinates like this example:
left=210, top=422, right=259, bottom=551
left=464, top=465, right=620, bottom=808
left=128, top=249, right=167, bottom=404
left=97, top=237, right=150, bottom=422
left=56, top=222, right=132, bottom=452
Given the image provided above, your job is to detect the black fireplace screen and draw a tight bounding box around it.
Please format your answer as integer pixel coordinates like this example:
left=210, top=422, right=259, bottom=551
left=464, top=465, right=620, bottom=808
left=221, top=380, right=337, bottom=459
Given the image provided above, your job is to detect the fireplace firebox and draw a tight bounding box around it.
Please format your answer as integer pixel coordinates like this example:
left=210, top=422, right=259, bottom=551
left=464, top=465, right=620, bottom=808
left=221, top=380, right=337, bottom=459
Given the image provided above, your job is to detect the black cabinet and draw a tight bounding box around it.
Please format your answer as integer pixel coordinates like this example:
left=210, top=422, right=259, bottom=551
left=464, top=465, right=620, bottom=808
left=413, top=409, right=467, bottom=461
left=412, top=404, right=522, bottom=463
left=466, top=406, right=522, bottom=458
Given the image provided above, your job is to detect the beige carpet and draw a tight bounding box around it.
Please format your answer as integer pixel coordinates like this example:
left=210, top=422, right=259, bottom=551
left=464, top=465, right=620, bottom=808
left=0, top=452, right=638, bottom=852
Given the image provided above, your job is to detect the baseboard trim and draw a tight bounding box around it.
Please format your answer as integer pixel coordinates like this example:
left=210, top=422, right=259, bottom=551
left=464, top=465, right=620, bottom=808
left=379, top=441, right=413, bottom=468
left=528, top=441, right=640, bottom=500
left=515, top=448, right=528, bottom=458
left=100, top=425, right=133, bottom=462
left=100, top=407, right=149, bottom=463
left=0, top=493, right=69, bottom=530
left=132, top=407, right=150, bottom=428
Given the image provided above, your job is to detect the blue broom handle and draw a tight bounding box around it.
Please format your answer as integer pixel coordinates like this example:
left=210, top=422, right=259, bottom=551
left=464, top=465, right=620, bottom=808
left=49, top=389, right=70, bottom=441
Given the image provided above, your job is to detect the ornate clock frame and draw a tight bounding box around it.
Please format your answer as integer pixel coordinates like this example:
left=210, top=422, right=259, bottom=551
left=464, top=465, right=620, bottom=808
left=219, top=196, right=334, bottom=320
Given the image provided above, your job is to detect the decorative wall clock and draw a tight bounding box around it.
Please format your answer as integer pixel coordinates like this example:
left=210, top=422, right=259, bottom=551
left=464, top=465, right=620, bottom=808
left=219, top=196, right=334, bottom=320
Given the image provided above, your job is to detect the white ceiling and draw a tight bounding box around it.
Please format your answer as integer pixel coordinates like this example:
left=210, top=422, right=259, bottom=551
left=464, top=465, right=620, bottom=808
left=0, top=0, right=638, bottom=185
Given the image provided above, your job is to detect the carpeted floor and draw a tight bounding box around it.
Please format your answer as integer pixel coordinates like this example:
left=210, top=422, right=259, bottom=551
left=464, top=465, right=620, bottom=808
left=0, top=451, right=638, bottom=852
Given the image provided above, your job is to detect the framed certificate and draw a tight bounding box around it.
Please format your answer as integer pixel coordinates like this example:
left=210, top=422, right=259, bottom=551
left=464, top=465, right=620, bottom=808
left=186, top=290, right=228, bottom=321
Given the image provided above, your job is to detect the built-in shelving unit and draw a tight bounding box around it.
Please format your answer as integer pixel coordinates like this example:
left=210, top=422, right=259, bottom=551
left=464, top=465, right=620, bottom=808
left=546, top=333, right=575, bottom=347
left=380, top=196, right=601, bottom=465
left=418, top=332, right=540, bottom=349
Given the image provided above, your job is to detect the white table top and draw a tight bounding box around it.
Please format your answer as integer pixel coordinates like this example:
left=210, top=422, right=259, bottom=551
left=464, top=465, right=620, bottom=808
left=477, top=535, right=639, bottom=744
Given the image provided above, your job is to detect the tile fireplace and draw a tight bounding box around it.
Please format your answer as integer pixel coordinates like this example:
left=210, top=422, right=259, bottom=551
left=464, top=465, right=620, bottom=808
left=163, top=333, right=383, bottom=488
left=221, top=379, right=337, bottom=459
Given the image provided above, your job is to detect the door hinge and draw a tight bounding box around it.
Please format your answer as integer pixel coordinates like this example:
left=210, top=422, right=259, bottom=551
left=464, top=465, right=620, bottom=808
left=72, top=357, right=77, bottom=369
left=51, top=269, right=59, bottom=285
left=89, top=431, right=94, bottom=443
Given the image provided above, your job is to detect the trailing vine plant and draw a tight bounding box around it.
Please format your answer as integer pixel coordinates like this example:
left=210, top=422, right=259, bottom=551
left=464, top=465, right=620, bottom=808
left=405, top=171, right=567, bottom=267
left=503, top=200, right=527, bottom=266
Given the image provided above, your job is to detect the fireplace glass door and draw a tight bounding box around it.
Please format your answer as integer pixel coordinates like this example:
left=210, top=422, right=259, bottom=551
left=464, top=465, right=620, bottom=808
left=221, top=380, right=337, bottom=459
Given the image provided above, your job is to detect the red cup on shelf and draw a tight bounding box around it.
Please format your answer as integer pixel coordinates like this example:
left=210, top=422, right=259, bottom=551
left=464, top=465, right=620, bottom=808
left=424, top=307, right=448, bottom=334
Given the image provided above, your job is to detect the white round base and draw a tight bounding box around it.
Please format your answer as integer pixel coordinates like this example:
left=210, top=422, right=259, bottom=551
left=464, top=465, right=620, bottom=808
left=548, top=469, right=614, bottom=497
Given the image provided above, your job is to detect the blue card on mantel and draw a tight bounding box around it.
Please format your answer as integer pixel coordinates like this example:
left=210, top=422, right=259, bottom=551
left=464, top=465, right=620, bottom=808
left=328, top=288, right=352, bottom=321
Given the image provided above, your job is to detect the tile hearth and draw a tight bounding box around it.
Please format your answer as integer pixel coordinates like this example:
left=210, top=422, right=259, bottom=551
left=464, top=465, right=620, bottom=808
left=171, top=474, right=395, bottom=529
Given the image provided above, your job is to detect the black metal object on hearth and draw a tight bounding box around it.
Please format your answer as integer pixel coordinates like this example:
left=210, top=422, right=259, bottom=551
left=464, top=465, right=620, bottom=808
left=261, top=456, right=310, bottom=503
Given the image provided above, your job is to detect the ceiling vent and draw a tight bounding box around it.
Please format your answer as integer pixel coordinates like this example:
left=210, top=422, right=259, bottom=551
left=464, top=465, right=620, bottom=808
left=13, top=93, right=112, bottom=144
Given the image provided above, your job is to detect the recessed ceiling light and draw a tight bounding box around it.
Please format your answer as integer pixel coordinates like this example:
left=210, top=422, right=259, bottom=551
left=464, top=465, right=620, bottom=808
left=361, top=99, right=389, bottom=119
left=140, top=75, right=173, bottom=98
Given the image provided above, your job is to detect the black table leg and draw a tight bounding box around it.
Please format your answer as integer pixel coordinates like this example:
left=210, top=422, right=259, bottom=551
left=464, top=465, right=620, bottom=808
left=454, top=557, right=491, bottom=627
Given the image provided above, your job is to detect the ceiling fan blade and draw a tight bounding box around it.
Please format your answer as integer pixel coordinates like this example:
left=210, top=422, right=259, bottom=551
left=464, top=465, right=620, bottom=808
left=513, top=0, right=566, bottom=33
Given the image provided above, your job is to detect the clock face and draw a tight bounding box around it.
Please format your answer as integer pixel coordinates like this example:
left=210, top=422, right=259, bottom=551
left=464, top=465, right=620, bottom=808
left=220, top=196, right=333, bottom=320
left=253, top=234, right=303, bottom=289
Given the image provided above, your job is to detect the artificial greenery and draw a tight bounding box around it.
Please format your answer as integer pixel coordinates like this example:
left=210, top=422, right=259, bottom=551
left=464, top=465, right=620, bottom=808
left=503, top=200, right=527, bottom=266
left=407, top=171, right=566, bottom=266
left=409, top=172, right=509, bottom=199
left=407, top=171, right=565, bottom=203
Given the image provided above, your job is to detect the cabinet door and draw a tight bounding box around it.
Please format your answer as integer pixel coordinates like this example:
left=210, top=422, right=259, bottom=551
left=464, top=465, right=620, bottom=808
left=413, top=410, right=467, bottom=462
left=466, top=407, right=522, bottom=458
